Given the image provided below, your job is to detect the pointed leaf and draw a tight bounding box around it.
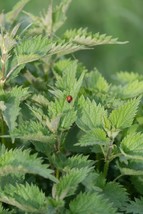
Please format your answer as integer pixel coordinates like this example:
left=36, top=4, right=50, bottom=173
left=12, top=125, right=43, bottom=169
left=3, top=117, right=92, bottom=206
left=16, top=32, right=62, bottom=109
left=52, top=168, right=90, bottom=200
left=76, top=128, right=109, bottom=147
left=120, top=132, right=143, bottom=160
left=109, top=97, right=140, bottom=130
left=0, top=147, right=58, bottom=182
left=0, top=183, right=48, bottom=213
left=69, top=192, right=117, bottom=214
left=125, top=197, right=143, bottom=214
left=76, top=98, right=107, bottom=132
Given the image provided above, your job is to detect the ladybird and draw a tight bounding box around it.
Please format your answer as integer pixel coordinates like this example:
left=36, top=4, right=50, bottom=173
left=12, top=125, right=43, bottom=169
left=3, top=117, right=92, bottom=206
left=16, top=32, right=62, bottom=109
left=66, top=95, right=73, bottom=103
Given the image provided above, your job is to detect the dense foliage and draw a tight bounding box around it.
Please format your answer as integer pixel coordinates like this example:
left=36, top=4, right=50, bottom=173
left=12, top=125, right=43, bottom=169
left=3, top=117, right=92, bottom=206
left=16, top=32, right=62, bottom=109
left=0, top=0, right=143, bottom=213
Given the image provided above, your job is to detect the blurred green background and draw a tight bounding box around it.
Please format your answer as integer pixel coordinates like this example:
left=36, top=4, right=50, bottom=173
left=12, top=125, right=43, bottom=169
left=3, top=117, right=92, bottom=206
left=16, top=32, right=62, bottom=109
left=0, top=0, right=143, bottom=79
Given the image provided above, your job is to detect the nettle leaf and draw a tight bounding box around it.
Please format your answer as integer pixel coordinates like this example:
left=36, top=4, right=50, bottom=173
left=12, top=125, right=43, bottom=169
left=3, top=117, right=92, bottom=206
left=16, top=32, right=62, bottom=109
left=113, top=71, right=142, bottom=85
left=48, top=41, right=86, bottom=57
left=109, top=97, right=140, bottom=130
left=84, top=69, right=109, bottom=92
left=52, top=59, right=85, bottom=99
left=52, top=168, right=90, bottom=200
left=76, top=98, right=107, bottom=132
left=0, top=86, right=29, bottom=132
left=120, top=132, right=143, bottom=160
left=125, top=197, right=143, bottom=214
left=32, top=94, right=49, bottom=107
left=102, top=182, right=129, bottom=211
left=82, top=171, right=106, bottom=192
left=15, top=35, right=51, bottom=64
left=5, top=55, right=25, bottom=81
left=53, top=0, right=72, bottom=32
left=6, top=0, right=30, bottom=23
left=11, top=120, right=56, bottom=143
left=118, top=164, right=143, bottom=176
left=76, top=128, right=109, bottom=147
left=51, top=154, right=94, bottom=173
left=68, top=192, right=117, bottom=214
left=0, top=183, right=48, bottom=213
left=114, top=80, right=143, bottom=99
left=0, top=147, right=57, bottom=182
left=65, top=154, right=94, bottom=170
left=64, top=28, right=128, bottom=47
left=60, top=108, right=77, bottom=130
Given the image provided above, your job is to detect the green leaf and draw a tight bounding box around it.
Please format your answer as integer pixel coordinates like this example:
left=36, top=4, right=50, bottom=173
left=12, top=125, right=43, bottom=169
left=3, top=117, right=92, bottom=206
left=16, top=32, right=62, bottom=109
left=0, top=147, right=58, bottom=182
left=15, top=35, right=51, bottom=64
left=48, top=41, right=86, bottom=57
left=109, top=97, right=140, bottom=130
left=52, top=168, right=90, bottom=200
left=118, top=165, right=143, bottom=176
left=64, top=28, right=128, bottom=46
left=120, top=132, right=143, bottom=160
left=0, top=86, right=29, bottom=132
left=53, top=59, right=85, bottom=98
left=102, top=182, right=129, bottom=211
left=6, top=0, right=30, bottom=23
left=113, top=71, right=142, bottom=85
left=53, top=0, right=72, bottom=32
left=10, top=120, right=56, bottom=143
left=51, top=154, right=94, bottom=172
left=125, top=197, right=143, bottom=214
left=113, top=80, right=143, bottom=99
left=76, top=128, right=109, bottom=147
left=84, top=69, right=109, bottom=92
left=0, top=183, right=48, bottom=213
left=76, top=98, right=107, bottom=132
left=68, top=192, right=117, bottom=214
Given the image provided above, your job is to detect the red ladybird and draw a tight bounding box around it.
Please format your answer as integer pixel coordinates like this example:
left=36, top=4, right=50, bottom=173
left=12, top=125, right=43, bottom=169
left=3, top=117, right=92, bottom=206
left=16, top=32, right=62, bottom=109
left=66, top=95, right=73, bottom=103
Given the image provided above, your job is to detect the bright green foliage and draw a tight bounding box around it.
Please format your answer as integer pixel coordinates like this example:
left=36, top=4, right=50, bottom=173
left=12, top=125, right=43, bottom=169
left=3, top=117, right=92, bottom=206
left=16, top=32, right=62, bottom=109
left=0, top=86, right=29, bottom=132
left=77, top=128, right=109, bottom=147
left=0, top=145, right=57, bottom=182
left=0, top=183, right=48, bottom=213
left=109, top=97, right=140, bottom=130
left=15, top=36, right=51, bottom=65
left=120, top=132, right=143, bottom=159
left=0, top=0, right=143, bottom=213
left=64, top=28, right=128, bottom=46
left=112, top=80, right=143, bottom=99
left=68, top=192, right=118, bottom=214
left=84, top=69, right=110, bottom=92
left=119, top=132, right=143, bottom=176
left=76, top=97, right=107, bottom=132
left=52, top=167, right=91, bottom=200
left=114, top=71, right=143, bottom=85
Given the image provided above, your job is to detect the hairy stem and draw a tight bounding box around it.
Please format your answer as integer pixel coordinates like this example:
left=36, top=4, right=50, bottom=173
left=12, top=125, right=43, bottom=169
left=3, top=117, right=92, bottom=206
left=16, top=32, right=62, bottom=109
left=103, top=160, right=110, bottom=178
left=103, top=139, right=114, bottom=178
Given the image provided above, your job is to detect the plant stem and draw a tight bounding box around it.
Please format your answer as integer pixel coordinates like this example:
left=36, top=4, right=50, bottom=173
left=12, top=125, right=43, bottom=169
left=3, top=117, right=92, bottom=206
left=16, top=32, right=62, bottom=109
left=103, top=160, right=109, bottom=178
left=103, top=139, right=114, bottom=178
left=0, top=113, right=6, bottom=145
left=55, top=168, right=60, bottom=179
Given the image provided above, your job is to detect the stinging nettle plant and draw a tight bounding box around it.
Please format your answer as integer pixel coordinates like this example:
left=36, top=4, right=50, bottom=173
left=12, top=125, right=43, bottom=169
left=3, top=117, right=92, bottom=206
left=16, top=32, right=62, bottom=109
left=0, top=0, right=143, bottom=213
